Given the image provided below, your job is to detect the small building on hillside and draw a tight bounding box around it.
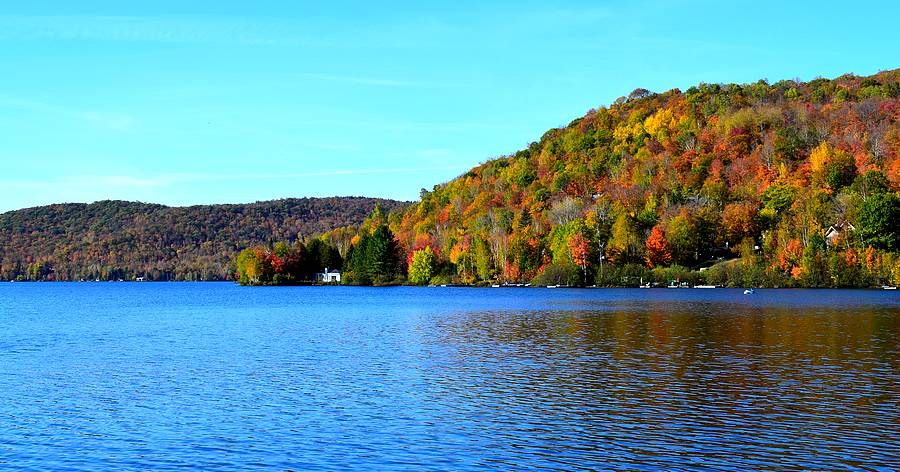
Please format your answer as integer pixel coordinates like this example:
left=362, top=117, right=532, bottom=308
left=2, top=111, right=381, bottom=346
left=825, top=221, right=855, bottom=247
left=317, top=268, right=341, bottom=283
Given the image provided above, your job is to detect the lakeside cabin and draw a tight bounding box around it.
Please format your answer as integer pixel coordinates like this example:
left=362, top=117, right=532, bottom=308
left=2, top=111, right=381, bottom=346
left=316, top=268, right=341, bottom=284
left=825, top=221, right=855, bottom=247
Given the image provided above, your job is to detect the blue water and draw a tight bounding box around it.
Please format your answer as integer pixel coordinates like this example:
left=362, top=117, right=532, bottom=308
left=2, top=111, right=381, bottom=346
left=1, top=284, right=897, bottom=470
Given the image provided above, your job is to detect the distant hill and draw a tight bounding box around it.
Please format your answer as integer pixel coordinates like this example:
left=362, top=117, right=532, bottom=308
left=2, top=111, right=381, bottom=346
left=0, top=197, right=409, bottom=281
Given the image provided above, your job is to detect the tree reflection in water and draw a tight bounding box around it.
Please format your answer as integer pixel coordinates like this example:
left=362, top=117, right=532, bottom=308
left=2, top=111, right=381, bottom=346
left=426, top=301, right=897, bottom=469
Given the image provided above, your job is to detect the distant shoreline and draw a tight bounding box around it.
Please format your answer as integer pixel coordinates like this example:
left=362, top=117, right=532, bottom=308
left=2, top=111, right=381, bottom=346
left=4, top=280, right=896, bottom=290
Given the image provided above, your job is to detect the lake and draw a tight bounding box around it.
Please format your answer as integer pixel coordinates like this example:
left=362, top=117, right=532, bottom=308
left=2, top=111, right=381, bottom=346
left=0, top=284, right=897, bottom=470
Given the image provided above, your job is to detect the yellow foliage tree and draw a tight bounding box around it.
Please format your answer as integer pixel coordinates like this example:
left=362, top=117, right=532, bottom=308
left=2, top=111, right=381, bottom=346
left=809, top=142, right=832, bottom=174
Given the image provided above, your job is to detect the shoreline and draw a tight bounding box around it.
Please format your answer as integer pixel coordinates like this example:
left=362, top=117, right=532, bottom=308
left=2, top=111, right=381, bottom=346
left=4, top=280, right=897, bottom=290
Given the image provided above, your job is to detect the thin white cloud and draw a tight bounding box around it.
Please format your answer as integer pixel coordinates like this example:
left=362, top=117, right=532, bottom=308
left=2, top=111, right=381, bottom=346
left=283, top=117, right=515, bottom=133
left=0, top=94, right=134, bottom=131
left=0, top=15, right=302, bottom=46
left=1, top=165, right=466, bottom=190
left=80, top=112, right=135, bottom=132
left=0, top=164, right=467, bottom=212
left=416, top=148, right=453, bottom=159
left=96, top=175, right=176, bottom=188
left=296, top=72, right=440, bottom=88
left=0, top=8, right=637, bottom=51
left=509, top=6, right=612, bottom=29
left=254, top=165, right=464, bottom=179
left=3, top=174, right=182, bottom=192
left=183, top=165, right=466, bottom=182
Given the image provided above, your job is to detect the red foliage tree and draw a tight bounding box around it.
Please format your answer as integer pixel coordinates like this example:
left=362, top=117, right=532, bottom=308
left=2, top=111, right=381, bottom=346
left=645, top=225, right=672, bottom=268
left=569, top=234, right=591, bottom=270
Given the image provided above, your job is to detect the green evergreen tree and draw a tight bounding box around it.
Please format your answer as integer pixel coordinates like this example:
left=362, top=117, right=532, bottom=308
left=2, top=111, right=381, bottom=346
left=367, top=225, right=400, bottom=283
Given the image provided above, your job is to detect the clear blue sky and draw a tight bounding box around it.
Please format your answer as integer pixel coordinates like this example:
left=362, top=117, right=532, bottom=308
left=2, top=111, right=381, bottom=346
left=1, top=0, right=897, bottom=212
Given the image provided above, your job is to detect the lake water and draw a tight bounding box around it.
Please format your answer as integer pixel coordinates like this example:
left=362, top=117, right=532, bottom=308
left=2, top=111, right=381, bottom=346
left=0, top=284, right=897, bottom=470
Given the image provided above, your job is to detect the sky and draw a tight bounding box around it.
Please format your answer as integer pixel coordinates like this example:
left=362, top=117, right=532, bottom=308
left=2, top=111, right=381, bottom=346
left=0, top=0, right=897, bottom=212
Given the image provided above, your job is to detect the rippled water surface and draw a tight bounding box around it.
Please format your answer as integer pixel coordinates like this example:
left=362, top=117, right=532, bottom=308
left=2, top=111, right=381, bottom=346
left=0, top=284, right=897, bottom=470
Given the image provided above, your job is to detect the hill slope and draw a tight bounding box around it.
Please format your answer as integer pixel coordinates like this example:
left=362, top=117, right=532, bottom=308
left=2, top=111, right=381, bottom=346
left=0, top=197, right=408, bottom=281
left=382, top=69, right=899, bottom=286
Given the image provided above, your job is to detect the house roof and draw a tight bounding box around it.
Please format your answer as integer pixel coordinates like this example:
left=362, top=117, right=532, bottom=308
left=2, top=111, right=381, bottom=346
left=826, top=221, right=855, bottom=234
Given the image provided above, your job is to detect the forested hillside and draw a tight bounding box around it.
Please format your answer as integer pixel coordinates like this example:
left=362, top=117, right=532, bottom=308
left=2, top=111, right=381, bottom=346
left=377, top=69, right=898, bottom=287
left=15, top=70, right=898, bottom=287
left=0, top=197, right=407, bottom=281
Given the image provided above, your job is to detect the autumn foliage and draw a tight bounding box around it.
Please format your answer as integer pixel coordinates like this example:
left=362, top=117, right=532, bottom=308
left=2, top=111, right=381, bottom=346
left=384, top=70, right=900, bottom=287
left=0, top=198, right=407, bottom=281
left=645, top=226, right=672, bottom=268
left=7, top=70, right=899, bottom=289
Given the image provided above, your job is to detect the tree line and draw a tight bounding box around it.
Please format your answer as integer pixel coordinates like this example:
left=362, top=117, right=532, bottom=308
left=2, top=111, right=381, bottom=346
left=0, top=198, right=408, bottom=281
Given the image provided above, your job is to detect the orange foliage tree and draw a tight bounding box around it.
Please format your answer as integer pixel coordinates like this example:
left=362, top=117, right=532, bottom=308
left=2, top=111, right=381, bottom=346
left=645, top=225, right=672, bottom=268
left=568, top=233, right=591, bottom=282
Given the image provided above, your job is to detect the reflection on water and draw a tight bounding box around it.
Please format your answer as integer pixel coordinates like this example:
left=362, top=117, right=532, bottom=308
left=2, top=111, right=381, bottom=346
left=0, top=284, right=897, bottom=470
left=432, top=304, right=898, bottom=469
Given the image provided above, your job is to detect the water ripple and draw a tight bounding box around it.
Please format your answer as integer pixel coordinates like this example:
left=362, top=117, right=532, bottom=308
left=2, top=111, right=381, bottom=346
left=0, top=284, right=897, bottom=470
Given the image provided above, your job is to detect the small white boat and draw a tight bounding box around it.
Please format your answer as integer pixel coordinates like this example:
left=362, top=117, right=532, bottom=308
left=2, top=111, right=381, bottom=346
left=744, top=289, right=755, bottom=295
left=491, top=284, right=501, bottom=288
left=547, top=285, right=558, bottom=289
left=883, top=285, right=897, bottom=290
left=694, top=285, right=717, bottom=289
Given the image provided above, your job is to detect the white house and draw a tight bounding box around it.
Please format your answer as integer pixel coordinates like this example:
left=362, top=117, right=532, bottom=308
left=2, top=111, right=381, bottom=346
left=317, top=268, right=341, bottom=283
left=825, top=221, right=855, bottom=246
